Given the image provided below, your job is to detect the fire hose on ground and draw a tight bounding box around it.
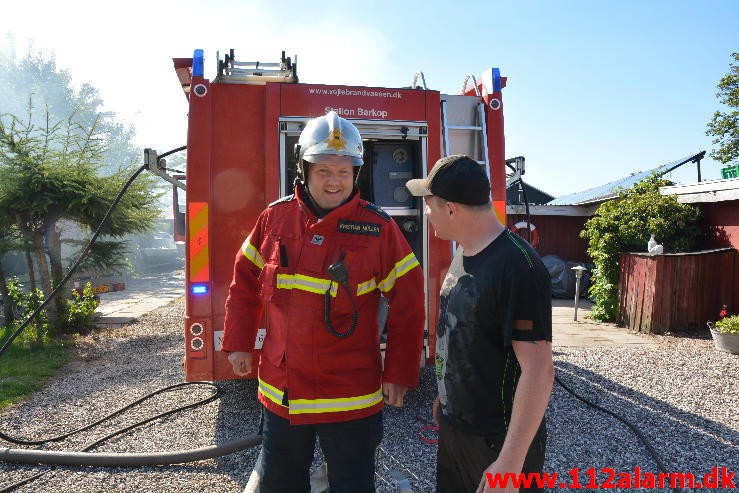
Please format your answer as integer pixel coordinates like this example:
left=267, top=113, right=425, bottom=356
left=0, top=436, right=262, bottom=468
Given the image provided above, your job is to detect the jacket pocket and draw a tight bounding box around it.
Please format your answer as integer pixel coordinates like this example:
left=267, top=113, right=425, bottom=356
left=258, top=263, right=279, bottom=302
left=260, top=328, right=285, bottom=368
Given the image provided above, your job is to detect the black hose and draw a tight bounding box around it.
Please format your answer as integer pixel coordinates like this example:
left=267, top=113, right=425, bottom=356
left=1, top=382, right=258, bottom=492
left=0, top=382, right=217, bottom=445
left=554, top=371, right=679, bottom=493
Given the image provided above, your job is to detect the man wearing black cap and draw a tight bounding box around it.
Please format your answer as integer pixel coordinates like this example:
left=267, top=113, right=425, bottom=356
left=406, top=155, right=554, bottom=493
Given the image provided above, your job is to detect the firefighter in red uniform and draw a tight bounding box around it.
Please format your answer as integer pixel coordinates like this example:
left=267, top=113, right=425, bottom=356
left=222, top=111, right=425, bottom=493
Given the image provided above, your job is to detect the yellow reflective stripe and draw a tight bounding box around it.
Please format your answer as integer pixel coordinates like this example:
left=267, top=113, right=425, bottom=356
left=276, top=274, right=373, bottom=298
left=357, top=278, right=377, bottom=296
left=276, top=273, right=336, bottom=295
left=378, top=253, right=420, bottom=293
left=273, top=272, right=381, bottom=298
left=289, top=387, right=383, bottom=414
left=394, top=252, right=420, bottom=278
left=258, top=378, right=287, bottom=408
left=241, top=239, right=264, bottom=270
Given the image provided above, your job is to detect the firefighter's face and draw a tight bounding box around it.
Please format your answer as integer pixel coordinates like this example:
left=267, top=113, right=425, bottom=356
left=306, top=156, right=355, bottom=210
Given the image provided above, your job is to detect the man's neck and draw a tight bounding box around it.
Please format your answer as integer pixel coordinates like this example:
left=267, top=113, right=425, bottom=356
left=459, top=216, right=505, bottom=256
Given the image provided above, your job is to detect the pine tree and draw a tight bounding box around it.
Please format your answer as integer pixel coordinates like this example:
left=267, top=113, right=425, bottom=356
left=0, top=42, right=161, bottom=334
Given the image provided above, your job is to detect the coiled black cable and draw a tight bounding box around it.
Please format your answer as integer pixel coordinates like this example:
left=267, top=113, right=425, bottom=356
left=324, top=285, right=359, bottom=338
left=323, top=252, right=358, bottom=338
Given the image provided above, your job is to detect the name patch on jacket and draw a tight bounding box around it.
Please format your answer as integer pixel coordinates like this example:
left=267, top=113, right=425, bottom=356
left=337, top=220, right=382, bottom=236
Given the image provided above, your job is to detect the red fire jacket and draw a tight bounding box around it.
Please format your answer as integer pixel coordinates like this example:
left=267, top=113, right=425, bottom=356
left=223, top=183, right=425, bottom=424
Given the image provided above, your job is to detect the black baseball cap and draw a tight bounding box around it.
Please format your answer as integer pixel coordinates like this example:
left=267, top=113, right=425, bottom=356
left=405, top=155, right=491, bottom=205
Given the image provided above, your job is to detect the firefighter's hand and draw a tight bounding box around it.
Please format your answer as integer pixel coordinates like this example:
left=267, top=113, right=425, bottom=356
left=228, top=352, right=253, bottom=377
left=382, top=382, right=407, bottom=407
left=432, top=395, right=441, bottom=425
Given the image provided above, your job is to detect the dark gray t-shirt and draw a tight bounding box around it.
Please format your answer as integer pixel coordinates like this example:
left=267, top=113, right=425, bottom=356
left=436, top=228, right=552, bottom=435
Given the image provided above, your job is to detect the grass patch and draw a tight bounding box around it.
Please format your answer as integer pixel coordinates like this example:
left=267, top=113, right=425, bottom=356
left=0, top=339, right=70, bottom=410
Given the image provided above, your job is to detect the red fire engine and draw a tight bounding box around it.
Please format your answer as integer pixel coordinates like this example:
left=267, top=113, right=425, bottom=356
left=164, top=49, right=507, bottom=382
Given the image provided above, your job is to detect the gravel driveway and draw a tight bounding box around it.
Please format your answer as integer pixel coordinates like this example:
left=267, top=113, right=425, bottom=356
left=1, top=300, right=737, bottom=492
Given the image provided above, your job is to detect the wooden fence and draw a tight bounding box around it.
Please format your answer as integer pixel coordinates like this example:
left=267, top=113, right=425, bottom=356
left=618, top=248, right=736, bottom=334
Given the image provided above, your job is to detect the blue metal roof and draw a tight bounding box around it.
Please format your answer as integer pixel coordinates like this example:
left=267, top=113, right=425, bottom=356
left=547, top=151, right=706, bottom=205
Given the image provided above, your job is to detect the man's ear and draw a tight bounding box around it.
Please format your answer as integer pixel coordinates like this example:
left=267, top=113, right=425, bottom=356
left=446, top=201, right=458, bottom=217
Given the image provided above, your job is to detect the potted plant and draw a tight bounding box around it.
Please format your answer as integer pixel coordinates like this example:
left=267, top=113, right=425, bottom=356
left=707, top=305, right=739, bottom=355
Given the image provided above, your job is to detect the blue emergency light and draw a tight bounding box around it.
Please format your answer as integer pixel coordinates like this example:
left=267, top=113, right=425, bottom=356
left=192, top=49, right=204, bottom=77
left=191, top=283, right=209, bottom=295
left=492, top=68, right=502, bottom=93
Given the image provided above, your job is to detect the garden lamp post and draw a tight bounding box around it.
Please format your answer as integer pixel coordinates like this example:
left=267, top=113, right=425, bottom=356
left=572, top=265, right=587, bottom=321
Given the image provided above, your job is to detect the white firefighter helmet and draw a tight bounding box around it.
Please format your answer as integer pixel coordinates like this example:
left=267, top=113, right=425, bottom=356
left=297, top=111, right=364, bottom=168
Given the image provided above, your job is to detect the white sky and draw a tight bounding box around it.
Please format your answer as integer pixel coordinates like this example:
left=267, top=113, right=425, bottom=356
left=2, top=0, right=738, bottom=197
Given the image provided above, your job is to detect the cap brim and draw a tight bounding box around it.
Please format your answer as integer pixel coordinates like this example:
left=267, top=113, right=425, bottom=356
left=405, top=178, right=432, bottom=196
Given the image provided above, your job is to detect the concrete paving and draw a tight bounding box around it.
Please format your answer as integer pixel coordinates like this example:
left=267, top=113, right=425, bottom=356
left=94, top=268, right=185, bottom=328
left=551, top=298, right=655, bottom=346
left=94, top=269, right=656, bottom=346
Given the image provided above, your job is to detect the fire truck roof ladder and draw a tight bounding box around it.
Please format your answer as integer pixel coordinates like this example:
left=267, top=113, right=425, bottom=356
left=440, top=75, right=492, bottom=257
left=440, top=74, right=491, bottom=182
left=215, top=49, right=298, bottom=84
left=411, top=71, right=427, bottom=90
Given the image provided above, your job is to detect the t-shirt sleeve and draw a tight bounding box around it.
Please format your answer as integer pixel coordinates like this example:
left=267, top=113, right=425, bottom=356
left=504, top=260, right=552, bottom=345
